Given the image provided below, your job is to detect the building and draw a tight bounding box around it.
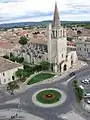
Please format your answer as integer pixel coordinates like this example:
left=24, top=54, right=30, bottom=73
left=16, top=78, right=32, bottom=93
left=47, top=2, right=78, bottom=73
left=67, top=41, right=76, bottom=53
left=0, top=41, right=21, bottom=57
left=12, top=43, right=48, bottom=64
left=0, top=57, right=23, bottom=84
left=76, top=37, right=90, bottom=60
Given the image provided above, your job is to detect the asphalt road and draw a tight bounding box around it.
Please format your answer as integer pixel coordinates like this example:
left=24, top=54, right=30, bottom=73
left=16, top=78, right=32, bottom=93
left=0, top=63, right=90, bottom=120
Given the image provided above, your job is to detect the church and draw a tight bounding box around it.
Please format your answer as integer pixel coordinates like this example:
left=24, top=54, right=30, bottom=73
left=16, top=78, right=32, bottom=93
left=47, top=2, right=78, bottom=73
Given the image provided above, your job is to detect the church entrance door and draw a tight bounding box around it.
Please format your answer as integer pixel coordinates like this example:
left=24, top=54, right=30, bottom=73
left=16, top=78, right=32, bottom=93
left=63, top=64, right=67, bottom=71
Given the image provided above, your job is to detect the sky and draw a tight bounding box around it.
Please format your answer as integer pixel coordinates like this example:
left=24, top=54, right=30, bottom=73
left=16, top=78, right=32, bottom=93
left=0, top=0, right=90, bottom=24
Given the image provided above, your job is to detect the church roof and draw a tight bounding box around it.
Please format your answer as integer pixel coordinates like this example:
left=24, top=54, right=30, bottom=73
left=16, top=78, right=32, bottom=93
left=52, top=2, right=61, bottom=28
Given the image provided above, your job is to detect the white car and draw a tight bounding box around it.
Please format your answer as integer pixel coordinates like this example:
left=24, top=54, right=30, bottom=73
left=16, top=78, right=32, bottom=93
left=87, top=100, right=90, bottom=104
left=81, top=79, right=90, bottom=84
left=84, top=93, right=90, bottom=98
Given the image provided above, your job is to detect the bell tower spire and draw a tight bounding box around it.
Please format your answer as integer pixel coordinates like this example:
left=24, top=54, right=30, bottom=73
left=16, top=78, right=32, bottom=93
left=52, top=1, right=61, bottom=28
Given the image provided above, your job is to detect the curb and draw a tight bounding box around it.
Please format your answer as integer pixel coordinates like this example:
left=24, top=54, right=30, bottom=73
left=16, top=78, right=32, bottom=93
left=32, top=88, right=67, bottom=108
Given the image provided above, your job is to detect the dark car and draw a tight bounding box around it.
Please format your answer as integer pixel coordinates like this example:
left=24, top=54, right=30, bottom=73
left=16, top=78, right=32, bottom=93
left=69, top=72, right=75, bottom=76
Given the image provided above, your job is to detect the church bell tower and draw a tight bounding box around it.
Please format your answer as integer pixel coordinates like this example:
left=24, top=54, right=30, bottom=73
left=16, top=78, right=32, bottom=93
left=47, top=2, right=67, bottom=72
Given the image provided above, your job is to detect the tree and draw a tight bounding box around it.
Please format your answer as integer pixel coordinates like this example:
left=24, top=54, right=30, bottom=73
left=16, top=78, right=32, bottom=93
left=73, top=80, right=78, bottom=89
left=9, top=53, right=16, bottom=62
left=10, top=52, right=14, bottom=57
left=10, top=56, right=16, bottom=62
left=50, top=63, right=54, bottom=71
left=7, top=81, right=19, bottom=93
left=34, top=65, right=42, bottom=72
left=73, top=80, right=84, bottom=102
left=77, top=30, right=82, bottom=35
left=67, top=37, right=73, bottom=42
left=15, top=69, right=29, bottom=82
left=15, top=57, right=24, bottom=63
left=19, top=36, right=28, bottom=45
left=15, top=69, right=23, bottom=79
left=77, top=87, right=83, bottom=101
left=40, top=61, right=50, bottom=71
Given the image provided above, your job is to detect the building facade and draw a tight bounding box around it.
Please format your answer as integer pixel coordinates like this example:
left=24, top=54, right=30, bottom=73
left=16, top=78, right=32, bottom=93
left=76, top=37, right=90, bottom=60
left=47, top=2, right=78, bottom=73
left=0, top=57, right=23, bottom=84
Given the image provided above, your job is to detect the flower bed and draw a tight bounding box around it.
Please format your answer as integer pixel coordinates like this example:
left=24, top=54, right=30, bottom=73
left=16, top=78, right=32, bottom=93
left=36, top=89, right=61, bottom=104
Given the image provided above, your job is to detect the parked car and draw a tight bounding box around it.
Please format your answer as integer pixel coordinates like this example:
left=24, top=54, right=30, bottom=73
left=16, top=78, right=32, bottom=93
left=87, top=100, right=90, bottom=104
left=81, top=79, right=90, bottom=84
left=79, top=85, right=84, bottom=90
left=69, top=72, right=75, bottom=76
left=84, top=93, right=90, bottom=98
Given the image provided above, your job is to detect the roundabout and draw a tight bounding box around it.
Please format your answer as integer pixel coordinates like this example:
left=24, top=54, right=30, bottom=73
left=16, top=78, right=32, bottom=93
left=36, top=89, right=61, bottom=104
left=32, top=88, right=66, bottom=108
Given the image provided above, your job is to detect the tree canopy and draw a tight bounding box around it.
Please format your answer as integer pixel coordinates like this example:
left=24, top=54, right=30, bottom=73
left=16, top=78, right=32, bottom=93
left=19, top=36, right=28, bottom=45
left=40, top=61, right=50, bottom=71
left=15, top=69, right=23, bottom=78
left=67, top=37, right=73, bottom=42
left=73, top=80, right=84, bottom=102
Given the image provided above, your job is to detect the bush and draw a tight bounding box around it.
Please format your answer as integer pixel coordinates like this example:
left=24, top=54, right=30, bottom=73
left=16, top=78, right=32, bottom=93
left=73, top=80, right=83, bottom=102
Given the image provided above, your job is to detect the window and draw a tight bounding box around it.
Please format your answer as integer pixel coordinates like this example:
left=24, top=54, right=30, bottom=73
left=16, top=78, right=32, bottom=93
left=52, top=30, right=54, bottom=37
left=12, top=76, right=15, bottom=80
left=80, top=48, right=81, bottom=51
left=62, top=54, right=63, bottom=58
left=56, top=30, right=57, bottom=38
left=3, top=73, right=5, bottom=76
left=8, top=78, right=10, bottom=81
left=87, top=48, right=88, bottom=52
left=84, top=48, right=86, bottom=51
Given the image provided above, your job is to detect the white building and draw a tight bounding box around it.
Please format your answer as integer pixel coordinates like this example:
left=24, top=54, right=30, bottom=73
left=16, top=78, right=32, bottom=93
left=76, top=37, right=90, bottom=60
left=0, top=57, right=23, bottom=84
left=47, top=2, right=78, bottom=73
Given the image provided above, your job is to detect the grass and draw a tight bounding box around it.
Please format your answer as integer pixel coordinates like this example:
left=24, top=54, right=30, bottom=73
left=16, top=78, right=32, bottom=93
left=36, top=90, right=61, bottom=104
left=27, top=73, right=55, bottom=85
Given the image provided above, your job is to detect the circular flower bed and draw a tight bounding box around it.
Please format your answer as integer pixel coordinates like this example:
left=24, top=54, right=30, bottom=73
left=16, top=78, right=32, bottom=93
left=36, top=89, right=61, bottom=104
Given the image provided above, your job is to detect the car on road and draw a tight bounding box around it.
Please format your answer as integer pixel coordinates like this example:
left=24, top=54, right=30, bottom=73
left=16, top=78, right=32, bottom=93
left=81, top=79, right=90, bottom=84
left=69, top=72, right=75, bottom=76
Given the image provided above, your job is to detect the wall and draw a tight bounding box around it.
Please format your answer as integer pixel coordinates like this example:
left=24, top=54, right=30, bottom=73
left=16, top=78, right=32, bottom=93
left=0, top=65, right=23, bottom=84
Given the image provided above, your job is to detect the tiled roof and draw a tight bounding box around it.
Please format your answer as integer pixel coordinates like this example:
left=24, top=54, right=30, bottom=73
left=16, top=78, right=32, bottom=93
left=0, top=41, right=20, bottom=50
left=30, top=34, right=47, bottom=45
left=67, top=41, right=76, bottom=46
left=0, top=57, right=22, bottom=73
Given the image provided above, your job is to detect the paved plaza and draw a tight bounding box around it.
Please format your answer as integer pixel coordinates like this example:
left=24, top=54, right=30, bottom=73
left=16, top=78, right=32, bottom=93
left=58, top=111, right=86, bottom=120
left=0, top=109, right=44, bottom=120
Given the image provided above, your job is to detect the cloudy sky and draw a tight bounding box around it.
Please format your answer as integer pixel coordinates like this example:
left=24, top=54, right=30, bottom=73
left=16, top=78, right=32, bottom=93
left=0, top=0, right=90, bottom=24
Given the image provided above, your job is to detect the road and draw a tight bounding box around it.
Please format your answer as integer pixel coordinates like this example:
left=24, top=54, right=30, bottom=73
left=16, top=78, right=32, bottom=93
left=0, top=62, right=90, bottom=120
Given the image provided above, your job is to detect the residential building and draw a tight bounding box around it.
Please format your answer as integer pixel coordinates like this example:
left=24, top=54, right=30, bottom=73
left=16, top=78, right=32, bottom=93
left=0, top=57, right=23, bottom=84
left=0, top=41, right=21, bottom=57
left=76, top=37, right=90, bottom=60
